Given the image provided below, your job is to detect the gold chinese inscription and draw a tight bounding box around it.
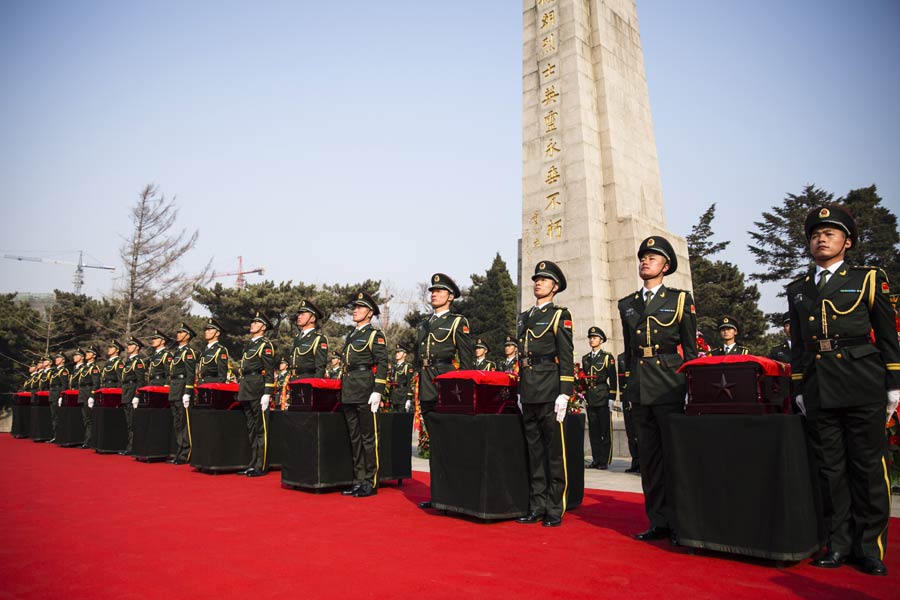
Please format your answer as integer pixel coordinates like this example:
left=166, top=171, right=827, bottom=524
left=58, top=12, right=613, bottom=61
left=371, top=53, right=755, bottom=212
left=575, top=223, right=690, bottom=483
left=530, top=211, right=539, bottom=225
left=545, top=165, right=560, bottom=185
left=537, top=0, right=556, bottom=6
left=541, top=33, right=556, bottom=55
left=541, top=10, right=556, bottom=30
left=541, top=63, right=556, bottom=80
left=543, top=110, right=558, bottom=133
left=545, top=192, right=561, bottom=210
left=541, top=85, right=559, bottom=106
left=544, top=139, right=561, bottom=158
left=546, top=219, right=563, bottom=239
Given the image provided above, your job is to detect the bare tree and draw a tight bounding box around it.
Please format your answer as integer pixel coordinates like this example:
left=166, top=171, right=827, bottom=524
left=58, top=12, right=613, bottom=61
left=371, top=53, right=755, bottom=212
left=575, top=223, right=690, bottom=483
left=116, top=184, right=209, bottom=338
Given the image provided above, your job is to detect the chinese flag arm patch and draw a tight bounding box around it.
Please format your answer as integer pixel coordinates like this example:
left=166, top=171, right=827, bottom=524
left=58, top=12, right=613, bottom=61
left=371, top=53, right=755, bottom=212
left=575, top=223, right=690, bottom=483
left=376, top=337, right=385, bottom=345
left=690, top=304, right=696, bottom=314
left=220, top=353, right=227, bottom=359
left=264, top=348, right=273, bottom=355
left=462, top=326, right=470, bottom=334
left=320, top=343, right=327, bottom=349
left=883, top=282, right=890, bottom=294
left=137, top=363, right=144, bottom=368
left=563, top=320, right=573, bottom=329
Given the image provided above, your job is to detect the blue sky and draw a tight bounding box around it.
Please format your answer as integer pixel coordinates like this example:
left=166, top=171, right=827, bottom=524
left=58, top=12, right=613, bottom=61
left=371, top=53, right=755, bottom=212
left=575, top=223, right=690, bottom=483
left=2, top=0, right=898, bottom=318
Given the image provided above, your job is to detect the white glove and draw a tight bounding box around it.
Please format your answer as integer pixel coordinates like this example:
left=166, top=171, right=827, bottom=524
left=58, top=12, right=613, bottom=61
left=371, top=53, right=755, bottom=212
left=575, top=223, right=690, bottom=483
left=368, top=392, right=381, bottom=413
left=88, top=397, right=94, bottom=408
left=795, top=394, right=806, bottom=416
left=132, top=397, right=139, bottom=409
left=517, top=394, right=523, bottom=413
left=608, top=399, right=614, bottom=411
left=554, top=394, right=569, bottom=422
left=58, top=397, right=62, bottom=407
left=405, top=399, right=411, bottom=412
left=260, top=394, right=271, bottom=410
left=182, top=394, right=190, bottom=408
left=887, top=389, right=900, bottom=423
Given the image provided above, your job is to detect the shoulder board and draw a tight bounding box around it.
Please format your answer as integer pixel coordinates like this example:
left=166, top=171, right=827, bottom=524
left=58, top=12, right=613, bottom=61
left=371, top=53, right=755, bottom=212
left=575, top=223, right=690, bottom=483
left=663, top=287, right=685, bottom=293
left=787, top=272, right=810, bottom=286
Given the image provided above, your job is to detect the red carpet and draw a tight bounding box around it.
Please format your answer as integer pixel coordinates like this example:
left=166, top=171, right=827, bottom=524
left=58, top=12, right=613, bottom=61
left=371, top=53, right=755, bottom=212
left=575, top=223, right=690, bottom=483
left=0, top=434, right=896, bottom=599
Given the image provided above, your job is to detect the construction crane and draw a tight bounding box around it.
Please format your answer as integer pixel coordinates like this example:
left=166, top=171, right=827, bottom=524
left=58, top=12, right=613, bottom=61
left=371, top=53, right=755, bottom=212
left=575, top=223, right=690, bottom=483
left=3, top=250, right=116, bottom=294
left=193, top=256, right=264, bottom=289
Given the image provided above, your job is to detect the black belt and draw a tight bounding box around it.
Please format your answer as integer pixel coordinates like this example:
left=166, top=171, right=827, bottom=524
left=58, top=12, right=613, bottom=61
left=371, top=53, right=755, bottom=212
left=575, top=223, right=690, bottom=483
left=421, top=358, right=454, bottom=367
left=347, top=364, right=373, bottom=372
left=804, top=337, right=870, bottom=352
left=520, top=353, right=557, bottom=367
left=632, top=345, right=678, bottom=358
left=243, top=370, right=266, bottom=376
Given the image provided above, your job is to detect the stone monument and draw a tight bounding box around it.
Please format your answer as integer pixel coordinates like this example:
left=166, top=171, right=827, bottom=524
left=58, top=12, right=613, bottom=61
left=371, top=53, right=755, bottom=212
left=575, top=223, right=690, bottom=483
left=521, top=0, right=692, bottom=357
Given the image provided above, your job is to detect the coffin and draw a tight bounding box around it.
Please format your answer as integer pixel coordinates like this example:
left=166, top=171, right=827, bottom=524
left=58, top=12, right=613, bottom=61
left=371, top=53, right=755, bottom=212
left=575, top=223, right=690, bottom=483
left=14, top=391, right=32, bottom=406
left=61, top=389, right=80, bottom=407
left=435, top=370, right=519, bottom=415
left=95, top=387, right=123, bottom=408
left=678, top=355, right=790, bottom=415
left=137, top=385, right=171, bottom=408
left=34, top=391, right=50, bottom=406
left=195, top=382, right=241, bottom=410
left=287, top=378, right=342, bottom=412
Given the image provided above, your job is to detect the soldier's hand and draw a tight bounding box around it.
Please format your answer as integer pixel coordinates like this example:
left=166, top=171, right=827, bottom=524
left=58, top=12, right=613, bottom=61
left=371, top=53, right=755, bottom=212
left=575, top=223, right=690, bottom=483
left=608, top=399, right=615, bottom=411
left=554, top=394, right=569, bottom=422
left=795, top=395, right=806, bottom=417
left=88, top=397, right=95, bottom=408
left=517, top=394, right=523, bottom=413
left=405, top=399, right=412, bottom=412
left=132, top=397, right=139, bottom=409
left=887, top=389, right=900, bottom=423
left=260, top=394, right=271, bottom=410
left=182, top=394, right=190, bottom=408
left=368, top=392, right=381, bottom=413
left=58, top=397, right=62, bottom=407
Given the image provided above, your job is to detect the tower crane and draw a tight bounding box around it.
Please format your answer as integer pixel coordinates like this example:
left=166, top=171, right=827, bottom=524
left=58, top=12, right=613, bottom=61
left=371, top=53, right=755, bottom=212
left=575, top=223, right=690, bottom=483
left=3, top=250, right=116, bottom=294
left=184, top=256, right=264, bottom=289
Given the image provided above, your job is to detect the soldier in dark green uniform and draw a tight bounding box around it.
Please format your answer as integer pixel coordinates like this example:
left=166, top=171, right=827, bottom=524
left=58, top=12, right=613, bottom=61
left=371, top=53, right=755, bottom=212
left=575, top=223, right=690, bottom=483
left=78, top=346, right=101, bottom=448
left=167, top=323, right=197, bottom=465
left=291, top=299, right=329, bottom=379
left=325, top=352, right=343, bottom=379
left=147, top=330, right=173, bottom=386
left=198, top=318, right=230, bottom=385
left=473, top=339, right=496, bottom=371
left=47, top=352, right=69, bottom=443
left=274, top=359, right=290, bottom=409
left=500, top=335, right=519, bottom=374
left=100, top=341, right=125, bottom=389
left=340, top=292, right=389, bottom=497
left=618, top=236, right=697, bottom=543
left=582, top=327, right=617, bottom=470
left=617, top=351, right=640, bottom=473
left=119, top=337, right=146, bottom=455
left=237, top=312, right=276, bottom=477
left=515, top=261, right=575, bottom=528
left=415, top=273, right=474, bottom=509
left=709, top=316, right=750, bottom=356
left=788, top=205, right=899, bottom=576
left=768, top=314, right=792, bottom=363
left=388, top=343, right=414, bottom=412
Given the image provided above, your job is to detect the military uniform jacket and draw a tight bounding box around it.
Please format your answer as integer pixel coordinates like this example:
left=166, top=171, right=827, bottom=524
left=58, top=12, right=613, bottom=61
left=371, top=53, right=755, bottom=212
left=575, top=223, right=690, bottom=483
left=618, top=286, right=698, bottom=406
left=77, top=361, right=101, bottom=402
left=37, top=369, right=51, bottom=392
left=710, top=345, right=750, bottom=356
left=415, top=312, right=474, bottom=402
left=48, top=364, right=71, bottom=397
left=473, top=358, right=496, bottom=372
left=516, top=303, right=575, bottom=403
left=787, top=265, right=900, bottom=408
left=500, top=356, right=519, bottom=375
left=388, top=361, right=414, bottom=403
left=168, top=345, right=197, bottom=401
left=147, top=348, right=172, bottom=385
left=582, top=349, right=617, bottom=408
left=326, top=365, right=342, bottom=379
left=341, top=324, right=388, bottom=404
left=237, top=336, right=275, bottom=401
left=69, top=363, right=84, bottom=389
left=291, top=329, right=328, bottom=378
left=198, top=341, right=230, bottom=384
left=121, top=354, right=147, bottom=402
left=768, top=341, right=791, bottom=364
left=100, top=356, right=125, bottom=388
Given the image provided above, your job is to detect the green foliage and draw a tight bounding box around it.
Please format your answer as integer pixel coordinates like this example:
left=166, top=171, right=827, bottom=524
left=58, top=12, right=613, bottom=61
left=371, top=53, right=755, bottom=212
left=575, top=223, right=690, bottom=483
left=454, top=253, right=518, bottom=362
left=843, top=185, right=900, bottom=284
left=0, top=294, right=43, bottom=393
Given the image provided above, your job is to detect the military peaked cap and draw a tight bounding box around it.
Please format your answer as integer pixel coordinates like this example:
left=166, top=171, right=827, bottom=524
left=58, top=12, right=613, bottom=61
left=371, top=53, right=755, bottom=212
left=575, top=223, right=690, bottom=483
left=532, top=260, right=567, bottom=293
left=804, top=204, right=857, bottom=244
left=297, top=299, right=326, bottom=321
left=395, top=343, right=412, bottom=354
left=504, top=335, right=517, bottom=347
left=428, top=273, right=461, bottom=297
left=149, top=329, right=172, bottom=344
left=349, top=292, right=380, bottom=317
left=204, top=318, right=223, bottom=332
left=638, top=236, right=678, bottom=275
left=251, top=311, right=273, bottom=330
left=475, top=338, right=490, bottom=351
left=107, top=340, right=124, bottom=353
left=587, top=326, right=607, bottom=341
left=718, top=316, right=740, bottom=331
left=177, top=322, right=197, bottom=338
left=126, top=336, right=145, bottom=349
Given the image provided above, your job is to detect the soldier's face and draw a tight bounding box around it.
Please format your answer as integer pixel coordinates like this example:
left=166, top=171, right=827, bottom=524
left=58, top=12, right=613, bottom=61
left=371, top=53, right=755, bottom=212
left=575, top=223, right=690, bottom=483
left=720, top=327, right=736, bottom=343
left=783, top=323, right=791, bottom=337
left=351, top=305, right=371, bottom=324
left=127, top=343, right=139, bottom=355
left=809, top=226, right=851, bottom=262
left=296, top=312, right=313, bottom=328
left=204, top=328, right=218, bottom=341
left=73, top=355, right=83, bottom=364
left=430, top=289, right=451, bottom=309
left=639, top=252, right=669, bottom=280
left=588, top=335, right=602, bottom=349
left=249, top=321, right=264, bottom=335
left=504, top=344, right=517, bottom=357
left=55, top=357, right=64, bottom=366
left=107, top=347, right=117, bottom=357
left=85, top=352, right=95, bottom=361
left=394, top=351, right=405, bottom=362
left=532, top=276, right=557, bottom=299
left=176, top=331, right=188, bottom=344
left=150, top=338, right=162, bottom=349
left=475, top=347, right=486, bottom=358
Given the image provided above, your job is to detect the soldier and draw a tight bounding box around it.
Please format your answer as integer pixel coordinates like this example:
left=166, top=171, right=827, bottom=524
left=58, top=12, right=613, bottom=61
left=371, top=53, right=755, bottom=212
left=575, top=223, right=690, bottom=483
left=473, top=339, right=496, bottom=371
left=340, top=292, right=388, bottom=497
left=119, top=337, right=146, bottom=455
left=291, top=299, right=329, bottom=379
left=47, top=352, right=70, bottom=443
left=36, top=356, right=51, bottom=404
left=788, top=205, right=899, bottom=576
left=388, top=343, right=414, bottom=412
left=325, top=352, right=343, bottom=379
left=415, top=273, right=474, bottom=510
left=582, top=327, right=617, bottom=470
left=515, top=261, right=574, bottom=528
left=198, top=319, right=230, bottom=385
left=167, top=323, right=197, bottom=465
left=274, top=359, right=290, bottom=410
left=768, top=314, right=792, bottom=363
left=100, top=341, right=126, bottom=388
left=618, top=236, right=697, bottom=543
left=709, top=316, right=750, bottom=356
left=147, top=330, right=173, bottom=386
left=237, top=312, right=276, bottom=477
left=617, top=351, right=640, bottom=473
left=500, top=335, right=519, bottom=374
left=77, top=346, right=101, bottom=449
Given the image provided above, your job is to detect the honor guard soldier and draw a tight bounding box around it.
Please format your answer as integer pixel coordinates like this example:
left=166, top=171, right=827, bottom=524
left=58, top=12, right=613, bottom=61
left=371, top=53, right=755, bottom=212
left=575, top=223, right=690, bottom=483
left=768, top=314, right=792, bottom=363
left=147, top=330, right=173, bottom=385
left=237, top=312, right=276, bottom=477
left=274, top=359, right=290, bottom=410
left=78, top=346, right=101, bottom=448
left=415, top=273, right=474, bottom=510
left=788, top=205, right=900, bottom=576
left=198, top=319, right=230, bottom=385
left=515, top=261, right=575, bottom=528
left=168, top=323, right=197, bottom=465
left=710, top=316, right=750, bottom=356
left=36, top=356, right=51, bottom=405
left=340, top=292, right=389, bottom=497
left=291, top=299, right=329, bottom=379
left=617, top=351, right=640, bottom=473
left=473, top=339, right=496, bottom=371
left=100, top=341, right=126, bottom=388
left=120, top=338, right=146, bottom=455
left=47, top=352, right=70, bottom=442
left=325, top=352, right=343, bottom=379
left=582, top=327, right=617, bottom=470
left=618, top=236, right=697, bottom=543
left=500, top=335, right=519, bottom=374
left=388, top=343, right=414, bottom=412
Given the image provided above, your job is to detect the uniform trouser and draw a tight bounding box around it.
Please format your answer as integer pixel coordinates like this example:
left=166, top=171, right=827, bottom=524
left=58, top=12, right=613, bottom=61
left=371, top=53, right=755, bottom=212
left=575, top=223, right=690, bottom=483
left=806, top=402, right=890, bottom=559
left=633, top=402, right=683, bottom=529
left=49, top=394, right=60, bottom=435
left=241, top=400, right=268, bottom=471
left=522, top=402, right=567, bottom=518
left=586, top=405, right=612, bottom=465
left=623, top=406, right=640, bottom=465
left=170, top=402, right=191, bottom=461
left=122, top=403, right=134, bottom=452
left=342, top=403, right=378, bottom=488
left=81, top=402, right=93, bottom=444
